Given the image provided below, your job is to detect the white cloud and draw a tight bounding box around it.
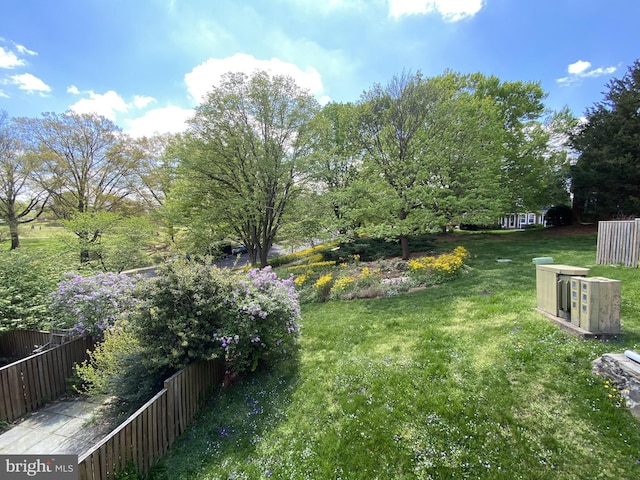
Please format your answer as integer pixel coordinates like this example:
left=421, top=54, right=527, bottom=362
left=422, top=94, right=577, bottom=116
left=67, top=89, right=163, bottom=124
left=133, top=95, right=156, bottom=109
left=557, top=60, right=617, bottom=86
left=0, top=89, right=9, bottom=98
left=124, top=106, right=193, bottom=138
left=567, top=60, right=591, bottom=75
left=388, top=0, right=484, bottom=21
left=184, top=53, right=325, bottom=103
left=69, top=90, right=129, bottom=120
left=280, top=0, right=365, bottom=15
left=9, top=73, right=51, bottom=94
left=0, top=46, right=26, bottom=69
left=15, top=44, right=37, bottom=57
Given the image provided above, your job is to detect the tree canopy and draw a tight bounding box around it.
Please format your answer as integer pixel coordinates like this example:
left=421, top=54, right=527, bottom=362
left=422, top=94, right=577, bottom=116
left=356, top=70, right=549, bottom=259
left=16, top=111, right=135, bottom=218
left=170, top=71, right=319, bottom=266
left=571, top=60, right=640, bottom=220
left=0, top=110, right=48, bottom=249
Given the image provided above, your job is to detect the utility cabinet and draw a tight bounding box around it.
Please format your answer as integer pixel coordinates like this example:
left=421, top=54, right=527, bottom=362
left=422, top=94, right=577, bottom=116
left=574, top=277, right=621, bottom=334
left=536, top=264, right=589, bottom=319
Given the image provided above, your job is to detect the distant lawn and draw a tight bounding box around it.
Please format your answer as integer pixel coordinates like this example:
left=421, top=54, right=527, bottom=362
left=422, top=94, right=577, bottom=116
left=159, top=228, right=640, bottom=479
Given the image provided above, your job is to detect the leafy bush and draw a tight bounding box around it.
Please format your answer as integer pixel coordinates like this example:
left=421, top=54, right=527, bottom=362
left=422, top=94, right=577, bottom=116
left=407, top=246, right=469, bottom=284
left=73, top=260, right=302, bottom=416
left=0, top=250, right=67, bottom=332
left=133, top=260, right=234, bottom=372
left=221, top=266, right=301, bottom=372
left=546, top=205, right=574, bottom=226
left=134, top=260, right=301, bottom=375
left=74, top=321, right=170, bottom=418
left=49, top=271, right=144, bottom=339
left=320, top=235, right=435, bottom=262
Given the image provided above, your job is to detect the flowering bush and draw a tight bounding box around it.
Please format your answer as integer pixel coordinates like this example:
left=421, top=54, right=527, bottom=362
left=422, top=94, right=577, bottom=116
left=407, top=246, right=469, bottom=283
left=356, top=266, right=382, bottom=288
left=49, top=271, right=143, bottom=338
left=135, top=261, right=301, bottom=375
left=219, top=266, right=301, bottom=372
left=313, top=273, right=333, bottom=302
left=329, top=276, right=356, bottom=299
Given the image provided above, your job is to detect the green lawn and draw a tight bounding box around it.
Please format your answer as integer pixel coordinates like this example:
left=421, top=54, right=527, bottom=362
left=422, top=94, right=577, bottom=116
left=158, top=229, right=640, bottom=479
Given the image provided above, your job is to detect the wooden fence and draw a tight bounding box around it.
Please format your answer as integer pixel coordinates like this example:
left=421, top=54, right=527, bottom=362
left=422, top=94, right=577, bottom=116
left=78, top=358, right=225, bottom=480
left=0, top=330, right=50, bottom=359
left=0, top=335, right=94, bottom=422
left=596, top=219, right=640, bottom=267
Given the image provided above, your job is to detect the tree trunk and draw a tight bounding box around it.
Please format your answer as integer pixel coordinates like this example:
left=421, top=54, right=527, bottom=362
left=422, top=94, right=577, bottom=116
left=400, top=234, right=410, bottom=261
left=8, top=220, right=20, bottom=250
left=399, top=208, right=410, bottom=260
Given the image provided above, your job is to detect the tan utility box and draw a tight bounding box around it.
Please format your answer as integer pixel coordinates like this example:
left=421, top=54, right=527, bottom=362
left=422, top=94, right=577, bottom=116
left=577, top=277, right=621, bottom=334
left=536, top=265, right=589, bottom=319
left=570, top=277, right=582, bottom=326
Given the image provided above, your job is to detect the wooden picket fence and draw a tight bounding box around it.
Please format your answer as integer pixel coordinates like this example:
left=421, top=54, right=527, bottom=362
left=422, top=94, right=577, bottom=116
left=0, top=335, right=94, bottom=422
left=596, top=219, right=640, bottom=267
left=78, top=358, right=225, bottom=480
left=0, top=329, right=50, bottom=359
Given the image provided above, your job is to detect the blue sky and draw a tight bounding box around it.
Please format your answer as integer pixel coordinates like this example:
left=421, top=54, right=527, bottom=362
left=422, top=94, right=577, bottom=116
left=1, top=0, right=638, bottom=137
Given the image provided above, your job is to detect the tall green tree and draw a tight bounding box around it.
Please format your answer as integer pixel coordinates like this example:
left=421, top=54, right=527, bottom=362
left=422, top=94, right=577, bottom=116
left=358, top=71, right=514, bottom=259
left=125, top=133, right=178, bottom=242
left=0, top=110, right=48, bottom=249
left=307, top=102, right=365, bottom=235
left=171, top=71, right=319, bottom=266
left=570, top=60, right=640, bottom=220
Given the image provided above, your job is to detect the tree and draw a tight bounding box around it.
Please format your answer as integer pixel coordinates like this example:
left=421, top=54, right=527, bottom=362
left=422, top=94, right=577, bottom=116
left=16, top=112, right=135, bottom=218
left=17, top=112, right=137, bottom=262
left=125, top=133, right=178, bottom=242
left=357, top=71, right=512, bottom=259
left=570, top=60, right=640, bottom=220
left=473, top=75, right=570, bottom=214
left=0, top=110, right=48, bottom=249
left=307, top=102, right=365, bottom=235
left=172, top=71, right=319, bottom=266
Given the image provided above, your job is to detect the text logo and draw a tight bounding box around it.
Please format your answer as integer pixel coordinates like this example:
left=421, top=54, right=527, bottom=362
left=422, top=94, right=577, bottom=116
left=0, top=455, right=77, bottom=479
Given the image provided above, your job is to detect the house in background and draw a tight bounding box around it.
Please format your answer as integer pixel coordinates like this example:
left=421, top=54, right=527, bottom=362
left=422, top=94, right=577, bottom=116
left=499, top=211, right=547, bottom=229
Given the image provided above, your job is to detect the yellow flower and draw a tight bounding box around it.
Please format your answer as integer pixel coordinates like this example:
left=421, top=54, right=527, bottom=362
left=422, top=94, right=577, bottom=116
left=314, top=273, right=333, bottom=289
left=331, top=276, right=355, bottom=293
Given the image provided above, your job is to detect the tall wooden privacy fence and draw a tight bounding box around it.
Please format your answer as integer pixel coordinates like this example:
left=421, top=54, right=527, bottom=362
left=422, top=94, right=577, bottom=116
left=597, top=219, right=640, bottom=267
left=0, top=329, right=50, bottom=359
left=78, top=358, right=225, bottom=480
left=0, top=334, right=94, bottom=422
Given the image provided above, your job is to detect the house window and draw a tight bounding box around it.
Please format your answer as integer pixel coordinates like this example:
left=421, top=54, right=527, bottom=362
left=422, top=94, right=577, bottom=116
left=528, top=213, right=536, bottom=224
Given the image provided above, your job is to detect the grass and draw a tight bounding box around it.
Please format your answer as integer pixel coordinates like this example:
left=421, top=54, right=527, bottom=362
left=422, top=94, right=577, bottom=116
left=156, top=228, right=640, bottom=478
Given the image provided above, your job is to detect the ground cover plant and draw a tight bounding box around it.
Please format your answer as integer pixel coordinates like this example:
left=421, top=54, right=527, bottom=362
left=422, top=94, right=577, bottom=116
left=157, top=226, right=640, bottom=479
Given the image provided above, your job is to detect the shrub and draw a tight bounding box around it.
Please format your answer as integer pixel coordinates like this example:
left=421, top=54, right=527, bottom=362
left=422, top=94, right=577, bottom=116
left=320, top=235, right=436, bottom=262
left=74, top=321, right=170, bottom=418
left=135, top=260, right=301, bottom=375
left=221, top=266, right=300, bottom=372
left=546, top=205, right=574, bottom=226
left=407, top=246, right=469, bottom=284
left=313, top=273, right=333, bottom=302
left=49, top=271, right=144, bottom=339
left=134, top=260, right=234, bottom=371
left=0, top=250, right=68, bottom=332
